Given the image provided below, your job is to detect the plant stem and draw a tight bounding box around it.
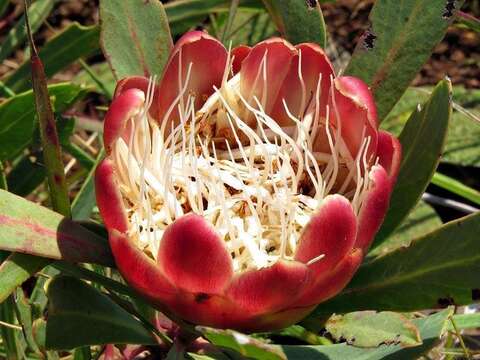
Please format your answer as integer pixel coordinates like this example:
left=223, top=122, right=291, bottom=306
left=24, top=0, right=71, bottom=218
left=449, top=316, right=472, bottom=360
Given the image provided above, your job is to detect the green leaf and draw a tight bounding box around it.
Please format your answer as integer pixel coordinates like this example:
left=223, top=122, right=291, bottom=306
left=6, top=152, right=46, bottom=197
left=0, top=0, right=55, bottom=65
left=4, top=23, right=100, bottom=93
left=0, top=296, right=23, bottom=360
left=100, top=0, right=172, bottom=79
left=308, top=212, right=480, bottom=317
left=382, top=86, right=480, bottom=168
left=262, top=0, right=326, bottom=47
left=0, top=83, right=89, bottom=161
left=368, top=201, right=442, bottom=258
left=431, top=172, right=480, bottom=206
left=73, top=62, right=115, bottom=99
left=14, top=288, right=42, bottom=355
left=345, top=0, right=464, bottom=120
left=442, top=104, right=480, bottom=167
left=0, top=254, right=50, bottom=303
left=288, top=309, right=452, bottom=360
left=221, top=10, right=276, bottom=47
left=448, top=313, right=480, bottom=331
left=72, top=149, right=105, bottom=220
left=197, top=326, right=287, bottom=360
left=0, top=189, right=113, bottom=266
left=165, top=0, right=227, bottom=25
left=45, top=276, right=156, bottom=349
left=325, top=311, right=421, bottom=348
left=456, top=10, right=480, bottom=32
left=374, top=80, right=451, bottom=246
left=73, top=347, right=92, bottom=360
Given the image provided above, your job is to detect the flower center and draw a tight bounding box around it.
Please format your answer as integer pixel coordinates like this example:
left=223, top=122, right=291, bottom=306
left=111, top=52, right=374, bottom=272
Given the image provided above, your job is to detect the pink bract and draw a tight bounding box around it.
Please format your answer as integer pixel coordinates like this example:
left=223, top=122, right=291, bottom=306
left=95, top=31, right=401, bottom=332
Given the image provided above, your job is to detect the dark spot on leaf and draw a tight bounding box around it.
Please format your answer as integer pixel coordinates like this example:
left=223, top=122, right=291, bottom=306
left=437, top=296, right=455, bottom=308
left=362, top=30, right=376, bottom=50
left=305, top=0, right=317, bottom=8
left=443, top=0, right=456, bottom=18
left=472, top=288, right=480, bottom=301
left=54, top=174, right=62, bottom=184
left=195, top=293, right=210, bottom=303
left=45, top=122, right=59, bottom=146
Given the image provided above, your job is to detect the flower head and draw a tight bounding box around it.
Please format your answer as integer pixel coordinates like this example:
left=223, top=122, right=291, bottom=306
left=95, top=31, right=401, bottom=331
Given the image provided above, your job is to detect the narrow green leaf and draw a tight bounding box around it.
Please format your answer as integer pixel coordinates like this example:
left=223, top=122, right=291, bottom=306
left=345, top=0, right=464, bottom=120
left=448, top=313, right=480, bottom=331
left=100, top=0, right=172, bottom=79
left=0, top=189, right=113, bottom=266
left=0, top=83, right=87, bottom=161
left=0, top=296, right=23, bottom=360
left=6, top=152, right=46, bottom=196
left=0, top=162, right=7, bottom=192
left=73, top=62, right=116, bottom=98
left=290, top=309, right=452, bottom=360
left=0, top=0, right=55, bottom=64
left=14, top=288, right=42, bottom=355
left=72, top=149, right=105, bottom=220
left=62, top=143, right=96, bottom=171
left=73, top=347, right=92, bottom=360
left=374, top=79, right=451, bottom=246
left=456, top=10, right=480, bottom=32
left=26, top=5, right=71, bottom=218
left=431, top=172, right=480, bottom=206
left=0, top=254, right=50, bottom=303
left=4, top=23, right=100, bottom=93
left=45, top=276, right=156, bottom=349
left=325, top=311, right=421, bottom=348
left=309, top=212, right=480, bottom=317
left=164, top=0, right=227, bottom=24
left=197, top=326, right=287, bottom=360
left=262, top=0, right=326, bottom=47
left=381, top=86, right=480, bottom=167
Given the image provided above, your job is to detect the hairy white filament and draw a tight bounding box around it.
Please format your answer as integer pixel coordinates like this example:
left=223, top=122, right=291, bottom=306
left=113, top=55, right=374, bottom=272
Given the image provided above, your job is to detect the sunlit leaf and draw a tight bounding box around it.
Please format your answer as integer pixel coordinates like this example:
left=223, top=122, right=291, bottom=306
left=262, top=0, right=326, bottom=47
left=325, top=311, right=421, bottom=348
left=345, top=0, right=464, bottom=120
left=290, top=309, right=452, bottom=359
left=100, top=0, right=172, bottom=79
left=0, top=189, right=113, bottom=266
left=4, top=23, right=100, bottom=93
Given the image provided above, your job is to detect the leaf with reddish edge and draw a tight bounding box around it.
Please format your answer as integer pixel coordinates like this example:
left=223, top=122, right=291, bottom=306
left=345, top=0, right=464, bottom=120
left=262, top=0, right=326, bottom=48
left=100, top=0, right=172, bottom=79
left=0, top=189, right=113, bottom=266
left=373, top=80, right=451, bottom=247
left=25, top=3, right=71, bottom=218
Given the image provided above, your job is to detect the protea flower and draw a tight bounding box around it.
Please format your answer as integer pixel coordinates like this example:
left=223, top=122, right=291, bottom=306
left=95, top=31, right=401, bottom=332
